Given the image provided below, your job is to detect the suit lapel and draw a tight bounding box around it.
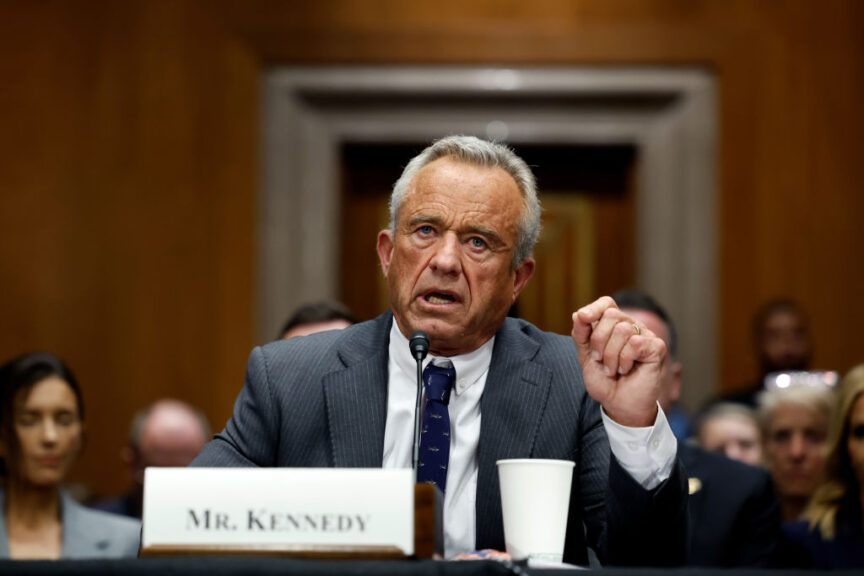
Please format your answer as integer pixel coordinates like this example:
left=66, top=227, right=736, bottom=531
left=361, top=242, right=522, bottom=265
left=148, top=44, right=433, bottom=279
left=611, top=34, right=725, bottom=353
left=681, top=446, right=708, bottom=522
left=61, top=491, right=111, bottom=556
left=0, top=488, right=106, bottom=557
left=475, top=319, right=553, bottom=547
left=321, top=313, right=392, bottom=468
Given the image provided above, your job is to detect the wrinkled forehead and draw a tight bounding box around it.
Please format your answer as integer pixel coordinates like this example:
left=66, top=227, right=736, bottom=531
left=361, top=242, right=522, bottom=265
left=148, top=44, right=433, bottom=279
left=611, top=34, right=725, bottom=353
left=412, top=156, right=521, bottom=192
left=404, top=158, right=524, bottom=215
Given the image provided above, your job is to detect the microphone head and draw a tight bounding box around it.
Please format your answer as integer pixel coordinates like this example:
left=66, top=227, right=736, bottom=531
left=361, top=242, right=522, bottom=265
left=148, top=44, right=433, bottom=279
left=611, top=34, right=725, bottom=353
left=409, top=330, right=430, bottom=361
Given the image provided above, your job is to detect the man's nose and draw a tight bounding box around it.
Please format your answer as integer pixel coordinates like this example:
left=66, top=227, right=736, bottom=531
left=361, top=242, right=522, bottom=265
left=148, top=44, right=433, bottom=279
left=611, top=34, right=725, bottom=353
left=429, top=233, right=461, bottom=275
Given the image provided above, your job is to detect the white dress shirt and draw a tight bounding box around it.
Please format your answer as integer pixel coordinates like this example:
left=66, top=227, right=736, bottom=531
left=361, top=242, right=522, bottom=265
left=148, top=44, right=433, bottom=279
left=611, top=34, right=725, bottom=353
left=382, top=322, right=677, bottom=558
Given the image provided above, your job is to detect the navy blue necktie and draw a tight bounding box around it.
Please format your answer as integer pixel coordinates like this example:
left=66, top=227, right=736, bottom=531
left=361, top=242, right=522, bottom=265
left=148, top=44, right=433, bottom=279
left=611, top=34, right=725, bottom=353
left=417, top=361, right=455, bottom=493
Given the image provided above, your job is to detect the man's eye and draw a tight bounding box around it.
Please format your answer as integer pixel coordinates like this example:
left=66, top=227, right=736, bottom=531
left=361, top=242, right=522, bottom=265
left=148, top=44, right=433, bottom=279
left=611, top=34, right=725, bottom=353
left=418, top=225, right=434, bottom=235
left=469, top=237, right=487, bottom=249
left=851, top=425, right=864, bottom=440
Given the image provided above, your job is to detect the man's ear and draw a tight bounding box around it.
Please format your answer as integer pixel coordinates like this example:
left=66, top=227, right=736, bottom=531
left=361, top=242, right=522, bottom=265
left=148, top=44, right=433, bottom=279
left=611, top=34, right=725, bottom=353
left=376, top=229, right=395, bottom=276
left=511, top=258, right=535, bottom=302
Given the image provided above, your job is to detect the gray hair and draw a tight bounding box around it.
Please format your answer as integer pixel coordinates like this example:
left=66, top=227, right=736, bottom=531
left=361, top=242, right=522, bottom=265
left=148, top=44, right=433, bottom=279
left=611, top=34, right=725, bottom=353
left=756, top=385, right=834, bottom=437
left=389, top=135, right=541, bottom=266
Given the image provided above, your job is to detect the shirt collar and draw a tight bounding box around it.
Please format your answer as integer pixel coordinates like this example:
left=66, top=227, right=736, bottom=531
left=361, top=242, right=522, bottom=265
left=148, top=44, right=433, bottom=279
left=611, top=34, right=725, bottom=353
left=389, top=320, right=494, bottom=396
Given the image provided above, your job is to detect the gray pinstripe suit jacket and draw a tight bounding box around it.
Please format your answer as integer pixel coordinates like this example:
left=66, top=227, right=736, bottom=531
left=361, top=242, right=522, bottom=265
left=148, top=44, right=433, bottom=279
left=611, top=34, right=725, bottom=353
left=193, top=311, right=687, bottom=566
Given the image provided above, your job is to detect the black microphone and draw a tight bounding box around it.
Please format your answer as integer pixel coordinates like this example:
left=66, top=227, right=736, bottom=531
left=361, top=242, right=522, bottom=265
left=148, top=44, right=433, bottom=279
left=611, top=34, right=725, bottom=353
left=409, top=331, right=430, bottom=481
left=409, top=331, right=430, bottom=362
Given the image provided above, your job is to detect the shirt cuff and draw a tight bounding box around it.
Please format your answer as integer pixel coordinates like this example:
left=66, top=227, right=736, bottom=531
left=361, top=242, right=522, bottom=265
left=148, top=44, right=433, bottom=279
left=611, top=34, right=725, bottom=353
left=600, top=402, right=677, bottom=490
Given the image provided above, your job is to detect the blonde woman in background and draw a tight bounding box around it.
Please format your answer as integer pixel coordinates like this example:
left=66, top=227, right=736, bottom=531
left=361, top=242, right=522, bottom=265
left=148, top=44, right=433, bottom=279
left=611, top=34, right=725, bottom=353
left=778, top=365, right=864, bottom=569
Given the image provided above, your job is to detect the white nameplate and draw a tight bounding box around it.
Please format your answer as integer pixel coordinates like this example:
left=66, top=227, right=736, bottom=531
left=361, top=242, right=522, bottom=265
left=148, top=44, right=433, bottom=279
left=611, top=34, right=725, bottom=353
left=142, top=468, right=415, bottom=556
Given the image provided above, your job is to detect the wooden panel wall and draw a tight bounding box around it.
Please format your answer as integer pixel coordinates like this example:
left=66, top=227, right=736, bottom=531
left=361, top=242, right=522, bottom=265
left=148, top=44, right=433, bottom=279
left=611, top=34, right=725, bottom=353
left=0, top=1, right=258, bottom=496
left=2, top=0, right=862, bottom=495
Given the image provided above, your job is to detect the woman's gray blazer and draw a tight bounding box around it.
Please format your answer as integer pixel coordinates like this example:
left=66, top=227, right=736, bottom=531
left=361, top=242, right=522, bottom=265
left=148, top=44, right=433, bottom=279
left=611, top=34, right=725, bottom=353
left=0, top=489, right=140, bottom=559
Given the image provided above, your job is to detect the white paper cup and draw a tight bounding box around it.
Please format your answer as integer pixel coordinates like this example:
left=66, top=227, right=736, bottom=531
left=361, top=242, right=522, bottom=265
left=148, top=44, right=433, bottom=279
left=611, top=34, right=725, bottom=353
left=497, top=458, right=574, bottom=563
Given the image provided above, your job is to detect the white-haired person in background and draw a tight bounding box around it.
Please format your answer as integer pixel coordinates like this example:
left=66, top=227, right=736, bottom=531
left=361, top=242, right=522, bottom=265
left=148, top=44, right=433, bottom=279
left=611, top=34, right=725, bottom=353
left=758, top=382, right=834, bottom=522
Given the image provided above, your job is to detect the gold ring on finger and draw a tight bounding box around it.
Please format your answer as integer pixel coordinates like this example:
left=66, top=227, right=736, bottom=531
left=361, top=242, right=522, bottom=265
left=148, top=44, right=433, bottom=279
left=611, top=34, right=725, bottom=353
left=632, top=323, right=641, bottom=336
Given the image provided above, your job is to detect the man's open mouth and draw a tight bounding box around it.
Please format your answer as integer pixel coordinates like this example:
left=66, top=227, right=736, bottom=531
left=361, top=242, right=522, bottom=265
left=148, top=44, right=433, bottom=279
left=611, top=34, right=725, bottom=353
left=424, top=292, right=457, bottom=304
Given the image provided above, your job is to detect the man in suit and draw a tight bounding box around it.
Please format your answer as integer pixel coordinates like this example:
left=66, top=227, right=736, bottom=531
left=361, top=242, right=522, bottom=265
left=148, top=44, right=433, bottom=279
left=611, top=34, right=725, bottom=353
left=615, top=289, right=781, bottom=566
left=193, top=136, right=687, bottom=565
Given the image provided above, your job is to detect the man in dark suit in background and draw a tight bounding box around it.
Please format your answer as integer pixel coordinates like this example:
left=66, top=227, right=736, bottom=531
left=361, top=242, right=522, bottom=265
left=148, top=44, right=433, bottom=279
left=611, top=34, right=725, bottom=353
left=91, top=399, right=210, bottom=519
left=615, top=289, right=780, bottom=567
left=193, top=136, right=687, bottom=565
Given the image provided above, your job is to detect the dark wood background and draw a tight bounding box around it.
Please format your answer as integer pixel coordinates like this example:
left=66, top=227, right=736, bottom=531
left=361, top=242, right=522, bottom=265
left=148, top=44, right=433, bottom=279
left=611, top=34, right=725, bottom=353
left=1, top=0, right=862, bottom=498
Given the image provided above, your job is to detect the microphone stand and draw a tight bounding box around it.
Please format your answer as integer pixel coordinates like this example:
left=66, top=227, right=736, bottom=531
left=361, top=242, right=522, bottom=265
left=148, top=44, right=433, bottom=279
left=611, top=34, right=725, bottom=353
left=409, top=331, right=429, bottom=481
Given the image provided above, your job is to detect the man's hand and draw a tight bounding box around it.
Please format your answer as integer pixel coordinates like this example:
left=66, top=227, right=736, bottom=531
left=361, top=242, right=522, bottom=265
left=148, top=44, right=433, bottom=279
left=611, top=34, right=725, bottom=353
left=571, top=296, right=666, bottom=427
